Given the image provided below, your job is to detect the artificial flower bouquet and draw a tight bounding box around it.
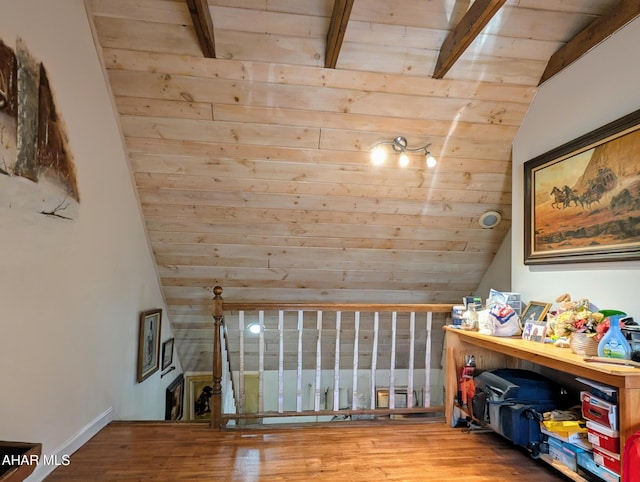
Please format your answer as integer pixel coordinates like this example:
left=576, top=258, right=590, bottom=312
left=548, top=294, right=624, bottom=342
left=554, top=307, right=606, bottom=340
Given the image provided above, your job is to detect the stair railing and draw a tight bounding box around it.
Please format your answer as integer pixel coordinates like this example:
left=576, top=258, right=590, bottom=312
left=211, top=286, right=454, bottom=428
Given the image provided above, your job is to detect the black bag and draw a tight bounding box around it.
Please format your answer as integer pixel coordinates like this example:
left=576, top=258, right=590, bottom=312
left=472, top=369, right=562, bottom=455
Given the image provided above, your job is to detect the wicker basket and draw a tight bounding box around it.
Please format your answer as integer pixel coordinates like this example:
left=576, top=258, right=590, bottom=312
left=569, top=332, right=599, bottom=356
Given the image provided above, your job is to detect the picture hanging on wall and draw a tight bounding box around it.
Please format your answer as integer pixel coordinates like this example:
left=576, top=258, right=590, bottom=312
left=524, top=108, right=640, bottom=264
left=161, top=338, right=174, bottom=371
left=137, top=309, right=162, bottom=383
left=1, top=36, right=80, bottom=222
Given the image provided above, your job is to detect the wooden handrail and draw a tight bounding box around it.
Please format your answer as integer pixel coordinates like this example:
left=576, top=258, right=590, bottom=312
left=223, top=302, right=454, bottom=312
left=221, top=325, right=236, bottom=417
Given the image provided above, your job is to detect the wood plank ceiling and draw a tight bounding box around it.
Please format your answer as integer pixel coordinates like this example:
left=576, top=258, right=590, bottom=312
left=87, top=0, right=637, bottom=372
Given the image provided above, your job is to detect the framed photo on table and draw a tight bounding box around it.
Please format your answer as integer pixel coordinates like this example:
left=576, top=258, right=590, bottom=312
left=137, top=309, right=162, bottom=382
left=521, top=301, right=551, bottom=324
left=522, top=321, right=547, bottom=343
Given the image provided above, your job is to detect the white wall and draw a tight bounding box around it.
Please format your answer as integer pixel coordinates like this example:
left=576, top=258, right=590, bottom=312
left=512, top=18, right=640, bottom=315
left=475, top=228, right=512, bottom=301
left=0, top=1, right=180, bottom=479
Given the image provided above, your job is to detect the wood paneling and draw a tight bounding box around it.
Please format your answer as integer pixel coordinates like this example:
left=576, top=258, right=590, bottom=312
left=86, top=0, right=623, bottom=373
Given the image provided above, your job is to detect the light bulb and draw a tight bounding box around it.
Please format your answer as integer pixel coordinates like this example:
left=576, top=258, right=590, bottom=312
left=425, top=152, right=437, bottom=168
left=398, top=153, right=410, bottom=167
left=371, top=147, right=386, bottom=165
left=248, top=323, right=261, bottom=334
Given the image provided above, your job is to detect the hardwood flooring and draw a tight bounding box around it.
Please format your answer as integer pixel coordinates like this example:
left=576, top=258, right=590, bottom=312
left=45, top=420, right=569, bottom=481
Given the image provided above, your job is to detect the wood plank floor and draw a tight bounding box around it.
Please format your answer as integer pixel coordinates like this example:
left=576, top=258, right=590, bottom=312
left=45, top=420, right=570, bottom=481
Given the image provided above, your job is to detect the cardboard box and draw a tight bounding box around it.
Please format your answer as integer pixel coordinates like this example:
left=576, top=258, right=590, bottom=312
left=452, top=305, right=465, bottom=326
left=593, top=445, right=621, bottom=475
left=577, top=451, right=620, bottom=482
left=586, top=420, right=620, bottom=453
left=560, top=441, right=586, bottom=472
left=548, top=436, right=563, bottom=461
left=581, top=391, right=618, bottom=431
left=576, top=378, right=618, bottom=404
left=541, top=425, right=591, bottom=451
left=547, top=435, right=588, bottom=472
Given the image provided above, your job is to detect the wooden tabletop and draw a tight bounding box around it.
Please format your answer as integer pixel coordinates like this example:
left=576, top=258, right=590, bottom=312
left=444, top=327, right=640, bottom=389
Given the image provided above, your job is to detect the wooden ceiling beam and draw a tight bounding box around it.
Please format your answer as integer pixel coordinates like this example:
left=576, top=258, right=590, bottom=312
left=539, top=0, right=640, bottom=84
left=325, top=0, right=354, bottom=69
left=186, top=0, right=216, bottom=58
left=432, top=0, right=506, bottom=79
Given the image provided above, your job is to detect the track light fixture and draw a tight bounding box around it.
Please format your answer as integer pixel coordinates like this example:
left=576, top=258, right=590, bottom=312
left=370, top=136, right=437, bottom=168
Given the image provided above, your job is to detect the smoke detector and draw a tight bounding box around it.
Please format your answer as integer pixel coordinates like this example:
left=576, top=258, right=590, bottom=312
left=479, top=211, right=502, bottom=229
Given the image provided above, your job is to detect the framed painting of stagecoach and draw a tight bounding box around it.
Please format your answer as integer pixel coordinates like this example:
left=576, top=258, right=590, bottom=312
left=524, top=108, right=640, bottom=265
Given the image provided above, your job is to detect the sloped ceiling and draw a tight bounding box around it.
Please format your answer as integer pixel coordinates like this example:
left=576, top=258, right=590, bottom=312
left=87, top=0, right=637, bottom=372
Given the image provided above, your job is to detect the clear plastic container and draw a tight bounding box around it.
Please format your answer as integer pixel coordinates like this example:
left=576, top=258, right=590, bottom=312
left=460, top=305, right=478, bottom=331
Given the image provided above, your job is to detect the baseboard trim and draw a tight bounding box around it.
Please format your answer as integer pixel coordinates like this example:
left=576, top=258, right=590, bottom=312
left=27, top=406, right=113, bottom=481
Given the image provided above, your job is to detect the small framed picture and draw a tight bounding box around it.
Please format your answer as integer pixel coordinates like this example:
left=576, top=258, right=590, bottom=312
left=161, top=338, right=175, bottom=370
left=165, top=374, right=184, bottom=421
left=137, top=309, right=162, bottom=383
left=521, top=301, right=552, bottom=323
left=522, top=321, right=547, bottom=343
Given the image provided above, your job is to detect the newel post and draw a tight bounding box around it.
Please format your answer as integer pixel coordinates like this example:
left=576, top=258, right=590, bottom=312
left=211, top=285, right=224, bottom=429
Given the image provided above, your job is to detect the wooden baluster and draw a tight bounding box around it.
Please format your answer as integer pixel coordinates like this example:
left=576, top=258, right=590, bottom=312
left=238, top=311, right=245, bottom=416
left=211, top=286, right=224, bottom=429
left=333, top=311, right=341, bottom=410
left=258, top=310, right=265, bottom=414
left=351, top=311, right=360, bottom=410
left=296, top=310, right=303, bottom=412
left=424, top=311, right=433, bottom=407
left=407, top=311, right=416, bottom=408
left=314, top=311, right=323, bottom=412
left=389, top=312, right=397, bottom=409
left=278, top=310, right=284, bottom=413
left=370, top=312, right=379, bottom=409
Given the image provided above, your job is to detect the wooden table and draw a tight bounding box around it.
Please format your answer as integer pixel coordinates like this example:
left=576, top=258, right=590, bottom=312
left=444, top=327, right=640, bottom=454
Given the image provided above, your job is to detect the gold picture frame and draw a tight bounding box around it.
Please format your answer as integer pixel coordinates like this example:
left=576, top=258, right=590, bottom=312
left=186, top=374, right=214, bottom=420
left=521, top=301, right=551, bottom=323
left=524, top=108, right=640, bottom=264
